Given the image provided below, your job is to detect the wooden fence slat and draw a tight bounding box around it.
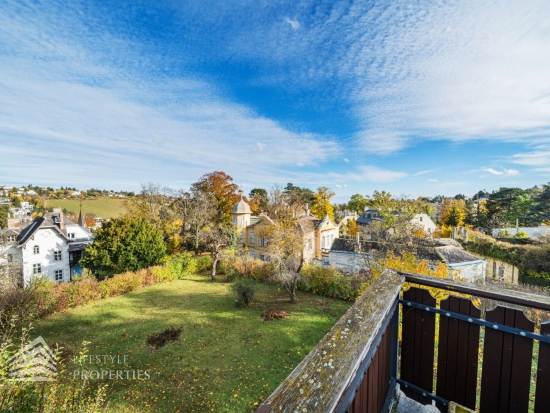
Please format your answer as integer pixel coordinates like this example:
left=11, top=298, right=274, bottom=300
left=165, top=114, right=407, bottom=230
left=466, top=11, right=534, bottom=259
left=535, top=321, right=550, bottom=413
left=348, top=323, right=393, bottom=413
left=401, top=287, right=436, bottom=405
left=480, top=306, right=534, bottom=413
left=436, top=296, right=480, bottom=410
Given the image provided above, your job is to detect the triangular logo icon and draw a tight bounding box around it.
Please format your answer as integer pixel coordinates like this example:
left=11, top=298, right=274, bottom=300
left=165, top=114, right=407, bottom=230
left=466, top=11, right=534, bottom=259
left=8, top=336, right=57, bottom=381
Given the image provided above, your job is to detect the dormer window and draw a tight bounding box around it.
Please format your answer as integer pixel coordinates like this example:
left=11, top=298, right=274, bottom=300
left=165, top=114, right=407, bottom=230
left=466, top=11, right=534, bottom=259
left=67, top=233, right=75, bottom=239
left=33, top=245, right=39, bottom=254
left=7, top=235, right=15, bottom=242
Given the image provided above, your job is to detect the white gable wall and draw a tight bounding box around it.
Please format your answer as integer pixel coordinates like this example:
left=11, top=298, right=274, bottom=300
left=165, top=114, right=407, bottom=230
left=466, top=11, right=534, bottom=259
left=21, top=228, right=70, bottom=285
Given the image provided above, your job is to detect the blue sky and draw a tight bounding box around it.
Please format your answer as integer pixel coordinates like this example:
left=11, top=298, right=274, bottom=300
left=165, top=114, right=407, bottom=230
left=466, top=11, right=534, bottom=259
left=1, top=0, right=549, bottom=202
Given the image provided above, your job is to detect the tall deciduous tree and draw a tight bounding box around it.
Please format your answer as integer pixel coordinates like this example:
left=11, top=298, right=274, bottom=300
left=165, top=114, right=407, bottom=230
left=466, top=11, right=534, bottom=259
left=438, top=199, right=467, bottom=227
left=81, top=217, right=166, bottom=276
left=310, top=186, right=335, bottom=221
left=175, top=190, right=216, bottom=256
left=248, top=188, right=268, bottom=214
left=191, top=171, right=239, bottom=225
left=347, top=194, right=368, bottom=215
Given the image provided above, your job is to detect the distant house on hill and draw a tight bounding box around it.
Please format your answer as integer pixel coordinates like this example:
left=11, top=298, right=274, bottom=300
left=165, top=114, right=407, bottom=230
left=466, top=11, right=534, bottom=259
left=1, top=208, right=94, bottom=286
left=231, top=195, right=339, bottom=262
left=356, top=209, right=436, bottom=235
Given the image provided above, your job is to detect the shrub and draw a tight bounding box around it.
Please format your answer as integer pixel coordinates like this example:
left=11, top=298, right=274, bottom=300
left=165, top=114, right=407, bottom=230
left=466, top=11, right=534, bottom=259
left=299, top=264, right=368, bottom=301
left=231, top=278, right=256, bottom=307
left=195, top=255, right=212, bottom=273
left=515, top=231, right=530, bottom=238
left=225, top=268, right=240, bottom=282
left=168, top=252, right=197, bottom=278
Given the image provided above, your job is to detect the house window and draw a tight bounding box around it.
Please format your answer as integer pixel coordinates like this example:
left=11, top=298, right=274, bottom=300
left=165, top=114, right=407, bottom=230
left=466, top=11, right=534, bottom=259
left=54, top=269, right=63, bottom=281
left=232, top=218, right=237, bottom=224
left=420, top=216, right=423, bottom=222
left=54, top=250, right=62, bottom=261
left=330, top=234, right=334, bottom=246
left=249, top=233, right=255, bottom=244
left=250, top=251, right=255, bottom=259
left=8, top=235, right=15, bottom=242
left=308, top=238, right=312, bottom=250
left=67, top=233, right=75, bottom=239
left=7, top=254, right=13, bottom=263
left=265, top=255, right=270, bottom=262
left=238, top=219, right=243, bottom=226
left=33, top=264, right=41, bottom=274
left=322, top=236, right=326, bottom=248
left=260, top=254, right=265, bottom=261
left=33, top=245, right=40, bottom=254
left=259, top=236, right=265, bottom=247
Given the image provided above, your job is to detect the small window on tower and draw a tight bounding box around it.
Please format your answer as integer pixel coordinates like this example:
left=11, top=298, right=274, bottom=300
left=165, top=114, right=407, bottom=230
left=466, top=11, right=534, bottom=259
left=33, top=245, right=39, bottom=254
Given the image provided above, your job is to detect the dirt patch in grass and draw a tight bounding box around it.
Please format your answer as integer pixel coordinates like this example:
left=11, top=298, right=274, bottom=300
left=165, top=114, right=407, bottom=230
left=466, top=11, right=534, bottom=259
left=261, top=309, right=290, bottom=321
left=147, top=326, right=182, bottom=350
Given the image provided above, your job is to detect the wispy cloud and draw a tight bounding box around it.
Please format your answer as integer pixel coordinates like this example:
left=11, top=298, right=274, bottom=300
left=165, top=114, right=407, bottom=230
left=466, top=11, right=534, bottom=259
left=427, top=179, right=438, bottom=182
left=0, top=1, right=338, bottom=188
left=511, top=151, right=550, bottom=167
left=481, top=167, right=519, bottom=176
left=415, top=170, right=433, bottom=176
left=284, top=17, right=300, bottom=30
left=343, top=158, right=350, bottom=163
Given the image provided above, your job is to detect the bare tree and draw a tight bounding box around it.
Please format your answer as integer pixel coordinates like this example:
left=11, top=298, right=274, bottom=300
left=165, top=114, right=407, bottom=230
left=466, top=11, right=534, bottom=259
left=176, top=190, right=217, bottom=256
left=203, top=224, right=234, bottom=281
left=264, top=223, right=304, bottom=303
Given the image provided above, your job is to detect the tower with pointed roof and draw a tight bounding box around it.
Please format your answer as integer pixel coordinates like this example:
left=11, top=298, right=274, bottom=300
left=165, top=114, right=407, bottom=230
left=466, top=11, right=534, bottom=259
left=231, top=191, right=251, bottom=229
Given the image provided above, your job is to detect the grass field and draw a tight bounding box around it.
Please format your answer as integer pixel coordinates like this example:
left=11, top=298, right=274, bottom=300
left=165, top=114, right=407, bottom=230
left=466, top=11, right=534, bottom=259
left=44, top=197, right=126, bottom=218
left=34, top=274, right=351, bottom=412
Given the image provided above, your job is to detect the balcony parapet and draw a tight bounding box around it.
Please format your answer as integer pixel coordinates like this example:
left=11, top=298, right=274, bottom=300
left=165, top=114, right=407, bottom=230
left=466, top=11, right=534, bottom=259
left=257, top=270, right=404, bottom=413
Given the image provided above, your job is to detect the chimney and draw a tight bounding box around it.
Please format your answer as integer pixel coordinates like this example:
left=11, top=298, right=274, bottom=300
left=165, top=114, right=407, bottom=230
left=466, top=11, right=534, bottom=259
left=59, top=210, right=66, bottom=232
left=305, top=203, right=310, bottom=216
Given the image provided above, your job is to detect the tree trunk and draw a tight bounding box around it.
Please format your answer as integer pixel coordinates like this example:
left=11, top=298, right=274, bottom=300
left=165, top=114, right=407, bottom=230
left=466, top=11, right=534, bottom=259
left=211, top=253, right=219, bottom=281
left=195, top=230, right=200, bottom=256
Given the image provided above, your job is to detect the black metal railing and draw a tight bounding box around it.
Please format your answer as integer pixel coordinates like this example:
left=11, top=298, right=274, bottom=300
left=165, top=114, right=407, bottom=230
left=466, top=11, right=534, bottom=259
left=257, top=270, right=550, bottom=413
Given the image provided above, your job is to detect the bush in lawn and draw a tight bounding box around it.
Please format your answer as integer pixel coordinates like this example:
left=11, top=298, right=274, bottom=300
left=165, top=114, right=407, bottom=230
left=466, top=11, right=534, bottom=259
left=103, top=271, right=144, bottom=297
left=195, top=255, right=212, bottom=272
left=225, top=268, right=240, bottom=282
left=231, top=278, right=257, bottom=307
left=299, top=264, right=368, bottom=301
left=168, top=251, right=197, bottom=278
left=515, top=231, right=530, bottom=238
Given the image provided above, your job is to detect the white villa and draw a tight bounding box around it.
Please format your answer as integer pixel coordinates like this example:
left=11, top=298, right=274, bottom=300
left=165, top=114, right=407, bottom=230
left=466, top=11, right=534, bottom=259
left=1, top=208, right=94, bottom=286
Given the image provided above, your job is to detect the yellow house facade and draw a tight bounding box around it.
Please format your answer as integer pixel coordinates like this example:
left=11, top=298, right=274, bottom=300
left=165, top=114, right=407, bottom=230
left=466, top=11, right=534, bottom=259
left=231, top=196, right=338, bottom=262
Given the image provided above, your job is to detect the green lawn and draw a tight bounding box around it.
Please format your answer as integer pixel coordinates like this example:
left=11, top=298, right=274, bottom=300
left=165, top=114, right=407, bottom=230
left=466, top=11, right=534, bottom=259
left=44, top=197, right=126, bottom=218
left=34, top=275, right=351, bottom=412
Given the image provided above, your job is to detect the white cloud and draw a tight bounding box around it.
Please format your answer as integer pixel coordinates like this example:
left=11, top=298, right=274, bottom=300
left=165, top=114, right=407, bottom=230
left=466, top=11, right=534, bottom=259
left=330, top=165, right=407, bottom=183
left=481, top=167, right=519, bottom=176
left=0, top=2, right=339, bottom=188
left=284, top=17, right=300, bottom=30
left=343, top=158, right=350, bottom=163
left=511, top=151, right=550, bottom=166
left=229, top=1, right=550, bottom=154
left=427, top=179, right=438, bottom=182
left=334, top=184, right=342, bottom=188
left=255, top=142, right=266, bottom=152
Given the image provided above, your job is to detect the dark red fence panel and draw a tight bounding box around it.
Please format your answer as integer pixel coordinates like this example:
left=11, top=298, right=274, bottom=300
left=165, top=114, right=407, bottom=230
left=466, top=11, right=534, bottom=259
left=480, top=306, right=534, bottom=413
left=535, top=321, right=550, bottom=413
left=436, top=296, right=480, bottom=410
left=348, top=322, right=392, bottom=413
left=400, top=287, right=436, bottom=405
